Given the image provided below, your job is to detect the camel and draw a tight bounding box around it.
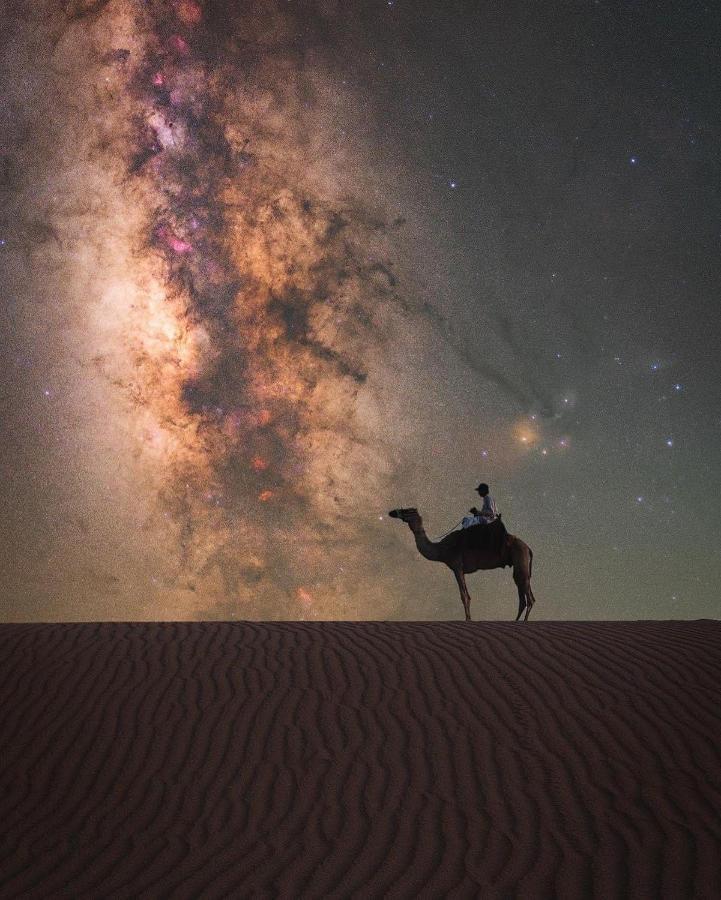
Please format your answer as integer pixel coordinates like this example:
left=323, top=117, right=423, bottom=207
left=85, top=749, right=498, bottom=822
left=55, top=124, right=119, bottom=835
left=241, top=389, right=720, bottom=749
left=388, top=508, right=536, bottom=621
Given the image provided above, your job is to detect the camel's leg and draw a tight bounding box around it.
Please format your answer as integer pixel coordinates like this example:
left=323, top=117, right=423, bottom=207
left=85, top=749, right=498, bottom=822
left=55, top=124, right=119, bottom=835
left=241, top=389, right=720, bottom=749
left=452, top=568, right=472, bottom=621
left=513, top=566, right=532, bottom=623
left=524, top=587, right=536, bottom=622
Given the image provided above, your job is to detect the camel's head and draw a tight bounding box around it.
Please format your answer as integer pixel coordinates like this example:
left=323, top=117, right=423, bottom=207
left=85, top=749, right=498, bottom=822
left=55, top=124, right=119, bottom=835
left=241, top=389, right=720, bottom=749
left=388, top=507, right=421, bottom=525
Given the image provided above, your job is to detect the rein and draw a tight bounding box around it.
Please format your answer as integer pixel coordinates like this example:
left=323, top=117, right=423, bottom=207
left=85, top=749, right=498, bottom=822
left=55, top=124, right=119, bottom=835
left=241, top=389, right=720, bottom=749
left=433, top=519, right=464, bottom=541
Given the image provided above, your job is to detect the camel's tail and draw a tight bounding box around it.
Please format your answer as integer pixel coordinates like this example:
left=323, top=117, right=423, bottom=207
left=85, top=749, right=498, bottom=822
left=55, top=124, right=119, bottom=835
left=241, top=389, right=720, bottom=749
left=529, top=548, right=533, bottom=578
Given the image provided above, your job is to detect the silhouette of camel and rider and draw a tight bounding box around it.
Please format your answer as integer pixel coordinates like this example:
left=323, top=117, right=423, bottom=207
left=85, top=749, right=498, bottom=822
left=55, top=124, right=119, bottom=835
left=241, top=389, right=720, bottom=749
left=389, top=482, right=536, bottom=621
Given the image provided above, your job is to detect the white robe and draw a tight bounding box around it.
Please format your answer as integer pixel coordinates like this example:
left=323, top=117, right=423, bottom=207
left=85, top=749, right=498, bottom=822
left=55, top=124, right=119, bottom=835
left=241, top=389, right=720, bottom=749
left=461, top=494, right=497, bottom=528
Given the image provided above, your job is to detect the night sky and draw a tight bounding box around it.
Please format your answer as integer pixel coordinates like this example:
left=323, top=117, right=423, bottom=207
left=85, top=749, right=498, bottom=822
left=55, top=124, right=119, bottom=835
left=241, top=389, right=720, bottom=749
left=2, top=0, right=720, bottom=621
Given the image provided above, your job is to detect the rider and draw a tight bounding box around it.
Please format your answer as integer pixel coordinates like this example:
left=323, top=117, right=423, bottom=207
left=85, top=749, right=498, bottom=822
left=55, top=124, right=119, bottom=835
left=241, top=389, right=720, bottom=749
left=476, top=482, right=498, bottom=522
left=461, top=482, right=498, bottom=528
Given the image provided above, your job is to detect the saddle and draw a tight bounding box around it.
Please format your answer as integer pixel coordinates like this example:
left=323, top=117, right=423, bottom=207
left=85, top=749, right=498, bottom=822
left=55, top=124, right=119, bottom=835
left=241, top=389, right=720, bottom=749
left=461, top=515, right=509, bottom=561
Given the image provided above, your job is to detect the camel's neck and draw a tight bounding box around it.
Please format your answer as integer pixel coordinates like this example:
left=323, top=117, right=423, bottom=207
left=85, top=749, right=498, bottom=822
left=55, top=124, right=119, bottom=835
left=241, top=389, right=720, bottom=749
left=409, top=522, right=441, bottom=562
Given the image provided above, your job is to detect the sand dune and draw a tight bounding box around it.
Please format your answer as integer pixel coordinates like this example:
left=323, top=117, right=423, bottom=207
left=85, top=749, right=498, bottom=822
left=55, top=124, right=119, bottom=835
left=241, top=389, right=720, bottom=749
left=0, top=621, right=719, bottom=897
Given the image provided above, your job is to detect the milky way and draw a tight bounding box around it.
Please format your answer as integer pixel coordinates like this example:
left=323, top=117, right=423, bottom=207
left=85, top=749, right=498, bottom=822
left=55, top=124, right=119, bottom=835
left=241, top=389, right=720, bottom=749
left=1, top=0, right=523, bottom=619
left=100, top=0, right=415, bottom=615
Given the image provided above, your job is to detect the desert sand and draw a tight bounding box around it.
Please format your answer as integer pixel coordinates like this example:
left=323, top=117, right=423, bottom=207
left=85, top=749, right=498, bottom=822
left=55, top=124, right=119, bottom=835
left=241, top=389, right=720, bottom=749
left=0, top=621, right=719, bottom=898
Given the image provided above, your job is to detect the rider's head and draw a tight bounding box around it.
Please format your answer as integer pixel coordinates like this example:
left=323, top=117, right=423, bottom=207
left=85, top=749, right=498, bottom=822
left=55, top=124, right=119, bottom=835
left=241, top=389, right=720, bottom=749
left=476, top=482, right=489, bottom=497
